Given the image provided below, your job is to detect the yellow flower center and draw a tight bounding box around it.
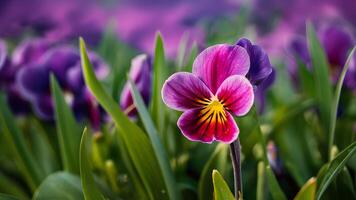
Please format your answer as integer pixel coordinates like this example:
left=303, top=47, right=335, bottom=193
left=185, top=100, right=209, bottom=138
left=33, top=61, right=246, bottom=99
left=199, top=96, right=226, bottom=123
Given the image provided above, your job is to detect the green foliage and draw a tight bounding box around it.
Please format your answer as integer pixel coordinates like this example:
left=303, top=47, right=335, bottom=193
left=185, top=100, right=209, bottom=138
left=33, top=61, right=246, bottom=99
left=51, top=75, right=82, bottom=174
left=80, top=38, right=169, bottom=200
left=198, top=144, right=229, bottom=200
left=33, top=172, right=84, bottom=200
left=0, top=94, right=44, bottom=190
left=266, top=166, right=287, bottom=200
left=306, top=22, right=332, bottom=147
left=212, top=170, right=235, bottom=200
left=293, top=177, right=316, bottom=200
left=80, top=128, right=106, bottom=200
left=150, top=33, right=167, bottom=133
left=316, top=141, right=356, bottom=200
left=129, top=79, right=180, bottom=200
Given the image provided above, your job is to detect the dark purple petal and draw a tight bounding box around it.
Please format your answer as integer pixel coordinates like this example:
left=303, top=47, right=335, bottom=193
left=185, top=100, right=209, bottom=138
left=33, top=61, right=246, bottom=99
left=41, top=46, right=80, bottom=86
left=120, top=54, right=152, bottom=117
left=6, top=86, right=31, bottom=115
left=177, top=108, right=239, bottom=144
left=33, top=94, right=54, bottom=120
left=12, top=39, right=51, bottom=66
left=0, top=40, right=7, bottom=69
left=192, top=44, right=250, bottom=93
left=16, top=63, right=50, bottom=101
left=236, top=38, right=273, bottom=86
left=162, top=72, right=213, bottom=112
left=216, top=75, right=254, bottom=116
left=255, top=69, right=276, bottom=113
left=73, top=88, right=101, bottom=129
left=320, top=25, right=354, bottom=68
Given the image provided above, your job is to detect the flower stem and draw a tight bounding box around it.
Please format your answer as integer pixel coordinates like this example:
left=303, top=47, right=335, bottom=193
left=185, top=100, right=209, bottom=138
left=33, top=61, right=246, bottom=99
left=230, top=138, right=242, bottom=200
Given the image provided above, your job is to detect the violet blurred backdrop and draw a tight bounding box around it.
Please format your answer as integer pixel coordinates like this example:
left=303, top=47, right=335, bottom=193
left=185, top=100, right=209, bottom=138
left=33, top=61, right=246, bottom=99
left=1, top=0, right=353, bottom=58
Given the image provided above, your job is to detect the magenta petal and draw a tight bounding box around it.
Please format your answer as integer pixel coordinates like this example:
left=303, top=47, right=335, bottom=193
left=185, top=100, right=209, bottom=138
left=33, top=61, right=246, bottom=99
left=162, top=72, right=213, bottom=111
left=216, top=75, right=254, bottom=116
left=177, top=108, right=239, bottom=144
left=192, top=44, right=250, bottom=93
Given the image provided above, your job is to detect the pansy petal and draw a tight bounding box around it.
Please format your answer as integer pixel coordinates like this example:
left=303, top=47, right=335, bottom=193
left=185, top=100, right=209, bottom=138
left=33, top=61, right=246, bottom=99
left=216, top=75, right=254, bottom=116
left=33, top=95, right=54, bottom=120
left=177, top=108, right=239, bottom=144
left=162, top=72, right=213, bottom=111
left=192, top=44, right=250, bottom=93
left=17, top=64, right=50, bottom=100
left=236, top=38, right=273, bottom=85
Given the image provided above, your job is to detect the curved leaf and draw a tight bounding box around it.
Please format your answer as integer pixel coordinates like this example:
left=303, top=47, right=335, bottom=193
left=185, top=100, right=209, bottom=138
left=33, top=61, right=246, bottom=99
left=198, top=144, right=228, bottom=200
left=80, top=128, right=106, bottom=200
left=316, top=141, right=356, bottom=199
left=51, top=76, right=82, bottom=174
left=212, top=170, right=235, bottom=200
left=129, top=80, right=180, bottom=200
left=328, top=47, right=356, bottom=159
left=33, top=172, right=84, bottom=200
left=80, top=38, right=169, bottom=200
left=266, top=166, right=287, bottom=200
left=294, top=177, right=316, bottom=200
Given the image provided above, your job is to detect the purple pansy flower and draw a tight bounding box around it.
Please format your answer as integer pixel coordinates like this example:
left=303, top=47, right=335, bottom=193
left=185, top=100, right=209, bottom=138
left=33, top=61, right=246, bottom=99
left=288, top=25, right=355, bottom=90
left=236, top=38, right=275, bottom=112
left=16, top=45, right=108, bottom=127
left=0, top=39, right=32, bottom=114
left=162, top=44, right=254, bottom=144
left=120, top=54, right=152, bottom=117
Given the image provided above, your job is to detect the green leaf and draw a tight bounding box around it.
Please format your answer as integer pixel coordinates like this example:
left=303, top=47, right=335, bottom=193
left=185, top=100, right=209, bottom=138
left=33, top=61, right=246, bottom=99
left=198, top=144, right=228, bottom=200
left=328, top=47, right=356, bottom=159
left=256, top=161, right=266, bottom=200
left=80, top=128, right=105, bottom=200
left=129, top=79, right=180, bottom=200
left=306, top=22, right=333, bottom=137
left=316, top=141, right=356, bottom=199
left=150, top=33, right=166, bottom=132
left=51, top=75, right=82, bottom=174
left=212, top=170, right=235, bottom=200
left=0, top=172, right=28, bottom=199
left=0, top=94, right=43, bottom=190
left=29, top=118, right=59, bottom=175
left=80, top=38, right=169, bottom=200
left=0, top=193, right=19, bottom=200
left=293, top=177, right=316, bottom=200
left=33, top=172, right=84, bottom=200
left=266, top=165, right=287, bottom=200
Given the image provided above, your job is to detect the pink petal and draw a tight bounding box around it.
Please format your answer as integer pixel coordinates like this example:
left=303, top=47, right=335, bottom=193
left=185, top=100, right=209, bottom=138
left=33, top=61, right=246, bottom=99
left=216, top=75, right=254, bottom=116
left=192, top=44, right=250, bottom=93
left=162, top=72, right=213, bottom=111
left=177, top=108, right=239, bottom=144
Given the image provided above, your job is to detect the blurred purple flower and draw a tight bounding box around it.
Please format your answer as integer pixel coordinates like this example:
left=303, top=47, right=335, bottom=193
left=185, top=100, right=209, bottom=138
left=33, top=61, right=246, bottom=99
left=0, top=0, right=109, bottom=45
left=120, top=54, right=152, bottom=118
left=16, top=44, right=108, bottom=127
left=236, top=38, right=275, bottom=112
left=288, top=25, right=355, bottom=90
left=254, top=0, right=356, bottom=57
left=115, top=0, right=240, bottom=57
left=0, top=39, right=32, bottom=114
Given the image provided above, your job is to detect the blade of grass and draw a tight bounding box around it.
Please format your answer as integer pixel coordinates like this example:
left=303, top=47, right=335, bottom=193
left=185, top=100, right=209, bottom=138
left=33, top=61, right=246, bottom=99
left=306, top=22, right=332, bottom=144
left=266, top=166, right=288, bottom=200
left=316, top=141, right=356, bottom=199
left=150, top=33, right=166, bottom=133
left=198, top=144, right=228, bottom=200
left=80, top=38, right=169, bottom=200
left=80, top=128, right=106, bottom=200
left=129, top=79, right=180, bottom=200
left=0, top=94, right=43, bottom=190
left=328, top=47, right=356, bottom=160
left=51, top=75, right=82, bottom=174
